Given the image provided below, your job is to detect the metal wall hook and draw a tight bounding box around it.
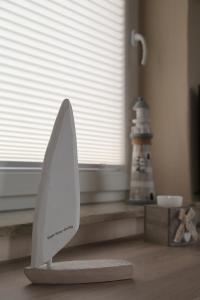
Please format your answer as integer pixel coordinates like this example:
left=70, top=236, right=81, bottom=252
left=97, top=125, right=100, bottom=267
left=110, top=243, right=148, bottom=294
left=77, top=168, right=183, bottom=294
left=131, top=30, right=147, bottom=66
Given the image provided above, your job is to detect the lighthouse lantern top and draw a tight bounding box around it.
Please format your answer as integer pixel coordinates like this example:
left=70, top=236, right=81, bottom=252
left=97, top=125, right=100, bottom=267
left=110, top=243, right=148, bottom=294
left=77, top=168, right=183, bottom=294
left=133, top=97, right=149, bottom=111
left=131, top=96, right=153, bottom=139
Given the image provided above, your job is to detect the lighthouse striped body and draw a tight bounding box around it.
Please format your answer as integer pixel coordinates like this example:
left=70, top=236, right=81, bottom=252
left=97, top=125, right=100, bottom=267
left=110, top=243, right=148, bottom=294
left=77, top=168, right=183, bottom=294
left=129, top=97, right=155, bottom=204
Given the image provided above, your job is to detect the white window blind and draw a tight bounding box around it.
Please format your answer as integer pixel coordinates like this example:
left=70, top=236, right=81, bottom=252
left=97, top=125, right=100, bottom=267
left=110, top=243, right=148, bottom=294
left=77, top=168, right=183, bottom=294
left=0, top=0, right=126, bottom=165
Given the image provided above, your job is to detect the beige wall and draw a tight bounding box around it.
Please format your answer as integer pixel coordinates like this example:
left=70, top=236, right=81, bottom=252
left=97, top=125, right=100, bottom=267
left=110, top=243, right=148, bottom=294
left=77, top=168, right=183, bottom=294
left=140, top=0, right=192, bottom=202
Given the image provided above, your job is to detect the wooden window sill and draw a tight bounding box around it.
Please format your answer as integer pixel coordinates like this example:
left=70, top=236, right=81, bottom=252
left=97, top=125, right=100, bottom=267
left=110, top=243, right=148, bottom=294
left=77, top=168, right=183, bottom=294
left=0, top=201, right=144, bottom=262
left=0, top=201, right=144, bottom=230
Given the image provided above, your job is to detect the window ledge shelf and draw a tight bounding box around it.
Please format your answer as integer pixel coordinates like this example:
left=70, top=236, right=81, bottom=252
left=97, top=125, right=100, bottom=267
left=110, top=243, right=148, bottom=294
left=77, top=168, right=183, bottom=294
left=0, top=201, right=144, bottom=232
left=0, top=201, right=144, bottom=262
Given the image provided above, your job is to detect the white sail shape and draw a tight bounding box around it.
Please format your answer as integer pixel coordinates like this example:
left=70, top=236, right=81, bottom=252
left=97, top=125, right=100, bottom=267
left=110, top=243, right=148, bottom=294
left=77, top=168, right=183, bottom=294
left=31, top=99, right=80, bottom=268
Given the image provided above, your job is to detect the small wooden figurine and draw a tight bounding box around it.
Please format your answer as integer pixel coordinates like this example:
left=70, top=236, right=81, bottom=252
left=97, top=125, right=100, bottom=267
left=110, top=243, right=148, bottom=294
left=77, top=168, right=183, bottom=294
left=174, top=207, right=198, bottom=243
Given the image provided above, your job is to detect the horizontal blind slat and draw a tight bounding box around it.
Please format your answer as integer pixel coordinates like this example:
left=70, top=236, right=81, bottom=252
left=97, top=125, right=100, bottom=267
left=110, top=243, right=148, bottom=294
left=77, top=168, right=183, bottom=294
left=0, top=61, right=122, bottom=89
left=0, top=106, right=123, bottom=125
left=0, top=16, right=123, bottom=59
left=0, top=0, right=126, bottom=165
left=0, top=135, right=121, bottom=145
left=1, top=47, right=122, bottom=81
left=1, top=70, right=123, bottom=98
left=0, top=34, right=123, bottom=75
left=1, top=80, right=124, bottom=103
left=0, top=94, right=123, bottom=114
left=2, top=0, right=123, bottom=40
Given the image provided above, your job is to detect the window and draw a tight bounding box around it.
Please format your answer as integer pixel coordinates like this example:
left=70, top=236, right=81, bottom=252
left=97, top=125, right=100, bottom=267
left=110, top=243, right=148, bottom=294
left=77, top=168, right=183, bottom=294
left=0, top=0, right=138, bottom=211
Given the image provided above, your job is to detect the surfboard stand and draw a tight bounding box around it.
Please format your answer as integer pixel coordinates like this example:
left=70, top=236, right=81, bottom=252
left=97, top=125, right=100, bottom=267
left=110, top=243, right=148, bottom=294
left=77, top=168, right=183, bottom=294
left=24, top=259, right=133, bottom=284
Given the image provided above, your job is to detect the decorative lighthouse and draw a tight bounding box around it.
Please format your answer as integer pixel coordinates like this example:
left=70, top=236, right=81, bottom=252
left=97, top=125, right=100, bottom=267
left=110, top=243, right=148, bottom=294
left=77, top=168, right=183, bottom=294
left=129, top=97, right=155, bottom=204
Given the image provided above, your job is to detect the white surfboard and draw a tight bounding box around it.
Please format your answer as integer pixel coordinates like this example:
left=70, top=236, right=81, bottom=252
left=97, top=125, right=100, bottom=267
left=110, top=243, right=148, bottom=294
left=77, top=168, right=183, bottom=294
left=24, top=99, right=133, bottom=284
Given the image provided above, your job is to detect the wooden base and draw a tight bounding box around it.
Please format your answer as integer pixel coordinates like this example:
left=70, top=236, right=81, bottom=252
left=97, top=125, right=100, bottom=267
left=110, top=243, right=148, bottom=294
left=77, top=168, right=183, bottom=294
left=24, top=259, right=133, bottom=284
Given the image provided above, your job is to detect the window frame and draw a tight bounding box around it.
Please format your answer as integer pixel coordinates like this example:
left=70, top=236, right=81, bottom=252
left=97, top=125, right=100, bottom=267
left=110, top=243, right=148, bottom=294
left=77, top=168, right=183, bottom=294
left=0, top=0, right=139, bottom=211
